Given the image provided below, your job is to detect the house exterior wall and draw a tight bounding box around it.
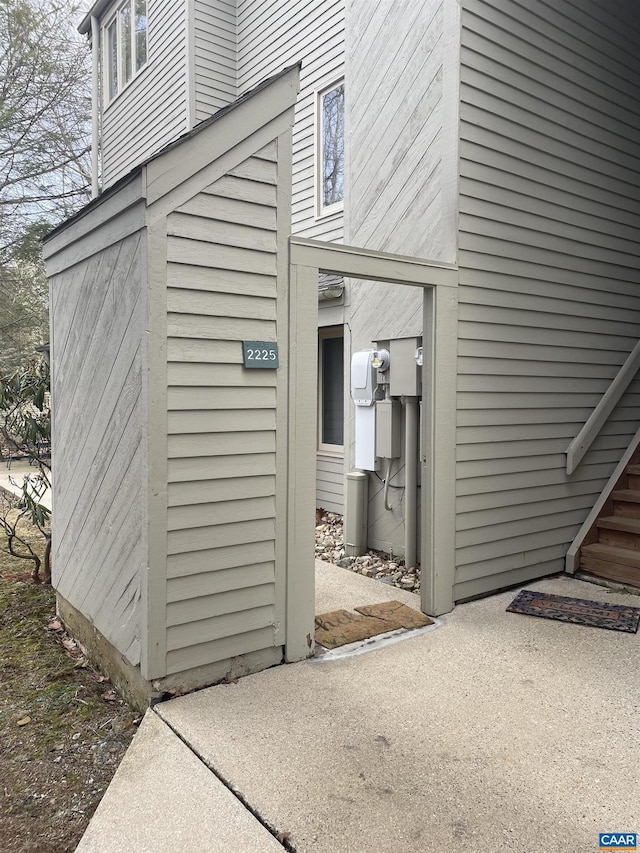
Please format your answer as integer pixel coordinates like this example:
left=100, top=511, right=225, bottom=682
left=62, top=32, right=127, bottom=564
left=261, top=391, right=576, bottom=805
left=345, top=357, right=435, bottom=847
left=316, top=453, right=344, bottom=513
left=163, top=143, right=286, bottom=676
left=46, top=66, right=299, bottom=693
left=237, top=0, right=345, bottom=242
left=45, top=179, right=147, bottom=667
left=93, top=0, right=348, bottom=513
left=101, top=0, right=188, bottom=188
left=455, top=0, right=640, bottom=599
left=192, top=0, right=238, bottom=122
left=344, top=0, right=453, bottom=555
left=237, top=0, right=347, bottom=511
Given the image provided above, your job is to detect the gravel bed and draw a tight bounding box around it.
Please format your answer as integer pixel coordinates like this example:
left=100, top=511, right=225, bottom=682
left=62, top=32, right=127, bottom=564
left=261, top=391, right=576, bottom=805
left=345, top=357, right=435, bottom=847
left=315, top=511, right=420, bottom=595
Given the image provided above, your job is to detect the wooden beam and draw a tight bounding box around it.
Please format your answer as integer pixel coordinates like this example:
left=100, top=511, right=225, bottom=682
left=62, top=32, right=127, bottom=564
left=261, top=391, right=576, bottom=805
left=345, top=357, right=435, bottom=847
left=289, top=237, right=458, bottom=288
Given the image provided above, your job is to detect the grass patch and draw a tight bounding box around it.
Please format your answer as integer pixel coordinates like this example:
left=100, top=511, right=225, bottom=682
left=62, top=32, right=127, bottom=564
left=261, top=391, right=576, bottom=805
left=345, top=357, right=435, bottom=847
left=0, top=523, right=138, bottom=853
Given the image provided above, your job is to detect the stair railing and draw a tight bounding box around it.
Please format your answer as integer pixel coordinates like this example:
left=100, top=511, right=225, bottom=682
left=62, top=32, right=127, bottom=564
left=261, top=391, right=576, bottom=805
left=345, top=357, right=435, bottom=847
left=566, top=339, right=640, bottom=475
left=565, top=424, right=640, bottom=573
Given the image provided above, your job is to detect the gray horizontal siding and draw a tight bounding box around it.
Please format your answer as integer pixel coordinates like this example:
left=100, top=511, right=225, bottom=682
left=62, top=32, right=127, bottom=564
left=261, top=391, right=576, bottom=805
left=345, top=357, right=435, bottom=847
left=164, top=149, right=281, bottom=675
left=193, top=0, right=237, bottom=121
left=316, top=452, right=344, bottom=513
left=237, top=0, right=345, bottom=240
left=48, top=223, right=146, bottom=666
left=101, top=0, right=187, bottom=188
left=456, top=0, right=640, bottom=597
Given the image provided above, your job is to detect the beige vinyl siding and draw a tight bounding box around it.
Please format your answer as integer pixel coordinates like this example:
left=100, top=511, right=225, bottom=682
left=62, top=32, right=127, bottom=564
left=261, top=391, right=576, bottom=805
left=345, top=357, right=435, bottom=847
left=316, top=453, right=343, bottom=513
left=101, top=0, right=188, bottom=188
left=47, top=205, right=146, bottom=666
left=237, top=0, right=346, bottom=513
left=237, top=0, right=345, bottom=240
left=164, top=145, right=282, bottom=676
left=193, top=0, right=237, bottom=121
left=456, top=0, right=640, bottom=599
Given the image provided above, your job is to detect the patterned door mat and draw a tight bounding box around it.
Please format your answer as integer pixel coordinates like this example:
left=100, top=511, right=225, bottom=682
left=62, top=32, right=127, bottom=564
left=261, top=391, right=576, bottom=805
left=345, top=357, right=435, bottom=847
left=506, top=589, right=640, bottom=633
left=315, top=600, right=433, bottom=649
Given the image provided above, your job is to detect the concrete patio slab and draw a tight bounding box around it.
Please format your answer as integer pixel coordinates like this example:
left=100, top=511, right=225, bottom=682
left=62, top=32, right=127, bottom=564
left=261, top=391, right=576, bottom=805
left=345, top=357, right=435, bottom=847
left=315, top=557, right=421, bottom=612
left=75, top=711, right=285, bottom=853
left=157, top=573, right=640, bottom=853
left=0, top=460, right=51, bottom=510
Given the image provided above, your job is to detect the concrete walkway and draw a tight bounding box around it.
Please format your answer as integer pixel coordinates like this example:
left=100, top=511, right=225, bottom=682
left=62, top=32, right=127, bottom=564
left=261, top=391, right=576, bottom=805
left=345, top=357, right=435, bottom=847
left=0, top=459, right=51, bottom=510
left=76, top=563, right=640, bottom=853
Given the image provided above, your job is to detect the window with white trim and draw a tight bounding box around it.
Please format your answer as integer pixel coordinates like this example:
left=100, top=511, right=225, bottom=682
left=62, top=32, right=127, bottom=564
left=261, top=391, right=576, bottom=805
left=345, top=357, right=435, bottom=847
left=318, top=328, right=344, bottom=450
left=104, top=0, right=148, bottom=103
left=316, top=80, right=345, bottom=217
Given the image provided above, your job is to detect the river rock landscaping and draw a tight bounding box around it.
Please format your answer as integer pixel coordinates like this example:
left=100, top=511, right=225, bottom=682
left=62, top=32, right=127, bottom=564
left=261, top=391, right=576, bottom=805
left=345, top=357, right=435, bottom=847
left=315, top=510, right=421, bottom=594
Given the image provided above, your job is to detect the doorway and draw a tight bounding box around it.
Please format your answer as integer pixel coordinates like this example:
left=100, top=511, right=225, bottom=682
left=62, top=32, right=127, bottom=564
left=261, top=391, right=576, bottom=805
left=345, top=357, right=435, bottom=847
left=285, top=236, right=458, bottom=663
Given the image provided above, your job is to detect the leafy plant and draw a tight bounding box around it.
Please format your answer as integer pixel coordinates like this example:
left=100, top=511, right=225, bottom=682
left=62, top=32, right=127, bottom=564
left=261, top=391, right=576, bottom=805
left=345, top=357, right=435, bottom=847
left=0, top=357, right=51, bottom=582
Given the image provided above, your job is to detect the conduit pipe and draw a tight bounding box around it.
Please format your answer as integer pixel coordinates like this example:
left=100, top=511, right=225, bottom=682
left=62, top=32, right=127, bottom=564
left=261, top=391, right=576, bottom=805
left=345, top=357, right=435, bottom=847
left=404, top=396, right=418, bottom=568
left=383, top=458, right=392, bottom=510
left=90, top=16, right=100, bottom=198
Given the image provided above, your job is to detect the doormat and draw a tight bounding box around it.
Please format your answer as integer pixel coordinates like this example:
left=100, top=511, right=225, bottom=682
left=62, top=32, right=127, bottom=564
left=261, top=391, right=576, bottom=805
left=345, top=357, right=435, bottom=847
left=506, top=589, right=640, bottom=634
left=315, top=601, right=434, bottom=649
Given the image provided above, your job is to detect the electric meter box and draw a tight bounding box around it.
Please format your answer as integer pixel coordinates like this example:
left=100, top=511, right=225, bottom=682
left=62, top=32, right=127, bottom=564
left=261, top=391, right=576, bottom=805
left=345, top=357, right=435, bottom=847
left=351, top=350, right=378, bottom=470
left=350, top=349, right=377, bottom=406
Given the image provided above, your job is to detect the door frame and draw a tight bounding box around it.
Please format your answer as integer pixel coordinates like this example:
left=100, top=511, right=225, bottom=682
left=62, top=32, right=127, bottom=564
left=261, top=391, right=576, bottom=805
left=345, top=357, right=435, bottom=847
left=286, top=236, right=458, bottom=662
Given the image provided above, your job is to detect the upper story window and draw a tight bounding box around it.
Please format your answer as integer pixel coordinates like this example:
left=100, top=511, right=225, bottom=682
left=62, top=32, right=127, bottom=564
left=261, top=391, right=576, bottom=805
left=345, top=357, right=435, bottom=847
left=104, top=0, right=148, bottom=103
left=317, top=80, right=344, bottom=217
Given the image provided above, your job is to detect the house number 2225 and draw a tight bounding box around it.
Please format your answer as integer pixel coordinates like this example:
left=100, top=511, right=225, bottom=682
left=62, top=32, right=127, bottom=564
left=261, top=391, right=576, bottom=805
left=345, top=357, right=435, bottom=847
left=242, top=341, right=279, bottom=369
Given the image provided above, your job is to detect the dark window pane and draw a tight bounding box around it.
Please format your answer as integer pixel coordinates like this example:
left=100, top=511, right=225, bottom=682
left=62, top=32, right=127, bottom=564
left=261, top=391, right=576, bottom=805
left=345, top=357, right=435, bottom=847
left=322, top=335, right=344, bottom=446
left=322, top=83, right=345, bottom=209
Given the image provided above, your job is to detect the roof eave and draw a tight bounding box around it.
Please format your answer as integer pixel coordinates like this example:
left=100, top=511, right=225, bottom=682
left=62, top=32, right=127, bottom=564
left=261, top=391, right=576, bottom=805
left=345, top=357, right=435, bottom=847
left=78, top=0, right=114, bottom=35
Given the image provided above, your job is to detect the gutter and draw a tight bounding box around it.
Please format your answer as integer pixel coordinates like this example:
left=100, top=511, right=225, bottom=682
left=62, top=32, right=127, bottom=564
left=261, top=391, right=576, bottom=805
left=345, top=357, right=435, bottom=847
left=90, top=16, right=100, bottom=198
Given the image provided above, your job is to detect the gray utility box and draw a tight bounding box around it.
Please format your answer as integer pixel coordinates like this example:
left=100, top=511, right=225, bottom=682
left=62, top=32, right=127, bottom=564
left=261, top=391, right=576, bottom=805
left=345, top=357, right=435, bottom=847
left=390, top=337, right=422, bottom=397
left=376, top=399, right=402, bottom=458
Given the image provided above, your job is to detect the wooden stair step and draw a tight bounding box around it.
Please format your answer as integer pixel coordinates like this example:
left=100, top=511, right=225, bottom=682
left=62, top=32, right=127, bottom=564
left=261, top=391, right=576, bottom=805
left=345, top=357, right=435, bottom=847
left=581, top=543, right=640, bottom=569
left=595, top=516, right=640, bottom=534
left=612, top=489, right=640, bottom=503
left=580, top=543, right=640, bottom=588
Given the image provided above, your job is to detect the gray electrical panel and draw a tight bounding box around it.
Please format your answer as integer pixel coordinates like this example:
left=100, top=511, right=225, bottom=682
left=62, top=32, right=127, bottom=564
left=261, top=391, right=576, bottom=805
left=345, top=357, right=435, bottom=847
left=375, top=399, right=401, bottom=458
left=389, top=337, right=422, bottom=397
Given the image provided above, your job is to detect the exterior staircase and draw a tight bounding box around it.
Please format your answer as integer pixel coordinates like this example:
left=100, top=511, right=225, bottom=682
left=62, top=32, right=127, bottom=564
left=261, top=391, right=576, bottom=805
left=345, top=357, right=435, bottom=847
left=578, top=461, right=640, bottom=589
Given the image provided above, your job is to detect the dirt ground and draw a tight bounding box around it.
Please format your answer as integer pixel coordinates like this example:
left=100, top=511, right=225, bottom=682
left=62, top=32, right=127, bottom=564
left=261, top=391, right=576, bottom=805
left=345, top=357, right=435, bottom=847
left=0, top=528, right=138, bottom=853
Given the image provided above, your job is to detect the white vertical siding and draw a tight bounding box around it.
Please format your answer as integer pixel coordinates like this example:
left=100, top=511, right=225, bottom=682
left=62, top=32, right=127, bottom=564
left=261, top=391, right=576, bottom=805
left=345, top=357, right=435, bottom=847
left=193, top=0, right=237, bottom=121
left=46, top=201, right=147, bottom=666
left=456, top=0, right=640, bottom=598
left=344, top=0, right=446, bottom=554
left=101, top=0, right=188, bottom=188
left=237, top=0, right=345, bottom=241
left=164, top=145, right=283, bottom=675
